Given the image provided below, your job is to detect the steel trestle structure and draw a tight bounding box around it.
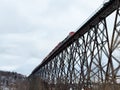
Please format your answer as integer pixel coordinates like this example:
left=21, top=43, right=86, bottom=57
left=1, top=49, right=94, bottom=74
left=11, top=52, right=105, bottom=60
left=30, top=0, right=120, bottom=90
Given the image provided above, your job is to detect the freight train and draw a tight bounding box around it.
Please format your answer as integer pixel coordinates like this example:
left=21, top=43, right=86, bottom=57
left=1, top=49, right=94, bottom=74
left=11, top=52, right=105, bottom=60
left=43, top=32, right=75, bottom=62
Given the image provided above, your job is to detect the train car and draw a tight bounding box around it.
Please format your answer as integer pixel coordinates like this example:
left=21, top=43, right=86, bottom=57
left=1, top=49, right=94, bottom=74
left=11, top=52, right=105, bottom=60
left=52, top=31, right=75, bottom=53
left=62, top=31, right=75, bottom=43
left=69, top=32, right=75, bottom=37
left=43, top=32, right=75, bottom=63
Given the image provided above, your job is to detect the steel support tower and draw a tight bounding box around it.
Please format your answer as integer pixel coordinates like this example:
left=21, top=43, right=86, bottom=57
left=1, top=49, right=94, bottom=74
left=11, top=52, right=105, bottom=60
left=30, top=0, right=120, bottom=90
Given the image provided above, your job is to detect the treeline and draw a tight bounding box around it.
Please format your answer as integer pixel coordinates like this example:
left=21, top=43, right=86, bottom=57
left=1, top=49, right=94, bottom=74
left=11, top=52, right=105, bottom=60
left=0, top=70, right=28, bottom=90
left=0, top=71, right=49, bottom=90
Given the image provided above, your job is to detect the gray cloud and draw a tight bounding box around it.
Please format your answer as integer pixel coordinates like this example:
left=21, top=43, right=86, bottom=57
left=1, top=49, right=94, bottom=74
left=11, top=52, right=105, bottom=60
left=0, top=0, right=104, bottom=75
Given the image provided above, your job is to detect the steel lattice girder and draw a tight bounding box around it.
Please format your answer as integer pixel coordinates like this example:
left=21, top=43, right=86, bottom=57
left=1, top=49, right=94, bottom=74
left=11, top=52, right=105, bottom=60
left=30, top=0, right=120, bottom=90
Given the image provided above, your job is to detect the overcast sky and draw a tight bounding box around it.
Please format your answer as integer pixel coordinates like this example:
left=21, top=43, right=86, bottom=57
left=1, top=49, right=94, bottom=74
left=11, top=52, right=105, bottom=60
left=0, top=0, right=105, bottom=76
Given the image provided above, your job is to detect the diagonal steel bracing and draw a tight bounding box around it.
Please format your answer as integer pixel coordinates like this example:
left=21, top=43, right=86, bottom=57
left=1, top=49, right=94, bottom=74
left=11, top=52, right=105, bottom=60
left=30, top=0, right=120, bottom=90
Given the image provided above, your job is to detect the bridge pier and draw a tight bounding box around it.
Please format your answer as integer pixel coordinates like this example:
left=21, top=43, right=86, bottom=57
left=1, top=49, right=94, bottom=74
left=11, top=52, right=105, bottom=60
left=29, top=0, right=120, bottom=90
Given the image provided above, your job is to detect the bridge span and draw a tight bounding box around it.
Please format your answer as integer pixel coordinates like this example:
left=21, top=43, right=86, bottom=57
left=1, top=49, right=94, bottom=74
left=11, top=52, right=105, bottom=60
left=29, top=0, right=120, bottom=90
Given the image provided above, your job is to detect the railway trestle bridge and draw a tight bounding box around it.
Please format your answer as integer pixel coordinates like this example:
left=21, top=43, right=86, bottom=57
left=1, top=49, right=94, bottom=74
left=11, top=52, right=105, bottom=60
left=29, top=0, right=120, bottom=90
